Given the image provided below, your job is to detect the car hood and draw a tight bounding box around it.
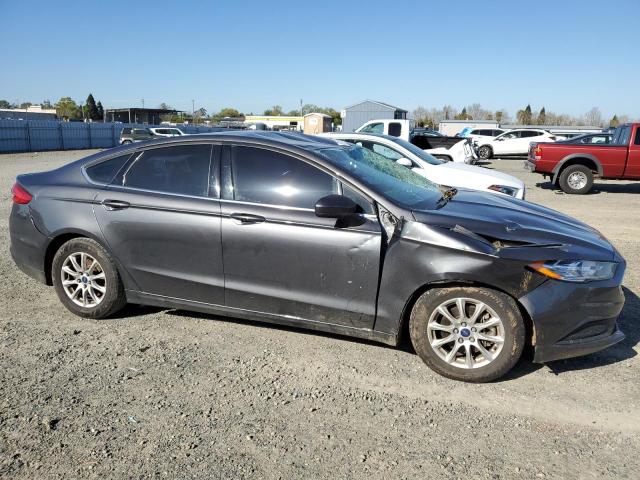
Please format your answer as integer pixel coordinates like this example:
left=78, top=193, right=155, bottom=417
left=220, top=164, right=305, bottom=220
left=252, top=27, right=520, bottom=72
left=425, top=162, right=523, bottom=190
left=410, top=189, right=617, bottom=262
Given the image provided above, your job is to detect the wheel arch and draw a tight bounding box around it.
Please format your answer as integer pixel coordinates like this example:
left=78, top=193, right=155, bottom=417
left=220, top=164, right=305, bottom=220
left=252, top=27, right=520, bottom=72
left=552, top=154, right=602, bottom=184
left=43, top=229, right=111, bottom=285
left=397, top=279, right=535, bottom=349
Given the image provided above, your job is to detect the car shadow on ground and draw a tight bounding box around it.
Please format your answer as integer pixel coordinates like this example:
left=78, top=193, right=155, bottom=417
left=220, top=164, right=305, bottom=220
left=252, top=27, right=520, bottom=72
left=116, top=287, right=639, bottom=382
left=536, top=181, right=640, bottom=195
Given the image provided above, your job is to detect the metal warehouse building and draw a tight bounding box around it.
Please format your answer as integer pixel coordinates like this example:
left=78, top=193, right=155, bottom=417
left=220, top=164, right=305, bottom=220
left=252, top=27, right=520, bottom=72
left=341, top=100, right=408, bottom=132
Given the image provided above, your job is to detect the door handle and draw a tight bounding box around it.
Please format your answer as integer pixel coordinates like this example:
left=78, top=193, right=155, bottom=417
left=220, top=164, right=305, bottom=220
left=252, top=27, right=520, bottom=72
left=102, top=199, right=131, bottom=210
left=230, top=212, right=265, bottom=224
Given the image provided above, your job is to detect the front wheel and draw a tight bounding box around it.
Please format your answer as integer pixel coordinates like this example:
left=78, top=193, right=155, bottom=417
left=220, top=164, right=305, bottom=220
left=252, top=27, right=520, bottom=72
left=409, top=287, right=525, bottom=382
left=477, top=145, right=492, bottom=159
left=558, top=164, right=593, bottom=194
left=52, top=238, right=127, bottom=319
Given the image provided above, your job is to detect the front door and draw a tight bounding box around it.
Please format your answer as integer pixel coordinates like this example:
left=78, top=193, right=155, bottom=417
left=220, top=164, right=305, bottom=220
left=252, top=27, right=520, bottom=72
left=220, top=144, right=382, bottom=329
left=94, top=143, right=225, bottom=304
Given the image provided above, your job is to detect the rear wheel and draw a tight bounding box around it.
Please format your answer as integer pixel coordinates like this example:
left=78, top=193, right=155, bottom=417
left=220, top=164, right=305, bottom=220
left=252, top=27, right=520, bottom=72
left=409, top=287, right=525, bottom=382
left=477, top=145, right=492, bottom=159
left=558, top=164, right=593, bottom=194
left=52, top=238, right=126, bottom=319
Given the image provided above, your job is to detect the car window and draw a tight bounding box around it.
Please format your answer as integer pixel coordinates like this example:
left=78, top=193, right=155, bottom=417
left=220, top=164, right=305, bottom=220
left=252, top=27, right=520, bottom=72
left=86, top=154, right=131, bottom=184
left=388, top=122, right=402, bottom=137
left=122, top=128, right=132, bottom=135
left=358, top=141, right=404, bottom=161
left=613, top=126, right=631, bottom=145
left=124, top=144, right=212, bottom=197
left=359, top=123, right=384, bottom=134
left=341, top=182, right=375, bottom=214
left=231, top=146, right=338, bottom=209
left=471, top=130, right=481, bottom=135
left=500, top=131, right=520, bottom=140
left=521, top=131, right=539, bottom=138
left=589, top=135, right=610, bottom=144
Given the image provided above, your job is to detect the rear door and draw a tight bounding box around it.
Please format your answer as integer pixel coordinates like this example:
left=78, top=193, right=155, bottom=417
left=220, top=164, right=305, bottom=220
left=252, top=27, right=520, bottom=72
left=219, top=144, right=382, bottom=329
left=494, top=131, right=521, bottom=154
left=623, top=125, right=640, bottom=179
left=93, top=143, right=225, bottom=304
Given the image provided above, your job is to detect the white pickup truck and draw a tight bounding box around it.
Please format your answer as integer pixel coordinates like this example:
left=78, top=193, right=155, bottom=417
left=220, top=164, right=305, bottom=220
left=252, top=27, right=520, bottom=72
left=355, top=119, right=476, bottom=164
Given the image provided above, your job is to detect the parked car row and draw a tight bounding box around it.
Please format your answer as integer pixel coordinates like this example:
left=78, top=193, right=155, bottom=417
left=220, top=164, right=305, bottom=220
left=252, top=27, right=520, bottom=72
left=119, top=127, right=186, bottom=144
left=9, top=130, right=626, bottom=383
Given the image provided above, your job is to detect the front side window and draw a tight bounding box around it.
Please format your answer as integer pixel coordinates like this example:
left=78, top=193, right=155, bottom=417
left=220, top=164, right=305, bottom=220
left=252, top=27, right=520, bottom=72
left=231, top=147, right=338, bottom=209
left=635, top=129, right=640, bottom=145
left=359, top=123, right=384, bottom=134
left=320, top=145, right=440, bottom=210
left=124, top=144, right=212, bottom=197
left=500, top=131, right=520, bottom=140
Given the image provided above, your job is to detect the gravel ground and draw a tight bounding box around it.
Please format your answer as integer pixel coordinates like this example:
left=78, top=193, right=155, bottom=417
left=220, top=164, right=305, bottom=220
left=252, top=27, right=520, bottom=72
left=1, top=150, right=639, bottom=479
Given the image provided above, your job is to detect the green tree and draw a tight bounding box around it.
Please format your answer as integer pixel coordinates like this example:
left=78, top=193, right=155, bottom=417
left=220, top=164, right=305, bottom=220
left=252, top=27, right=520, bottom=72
left=263, top=105, right=284, bottom=116
left=610, top=114, right=619, bottom=128
left=212, top=107, right=243, bottom=123
left=454, top=107, right=470, bottom=120
left=20, top=102, right=32, bottom=109
left=0, top=99, right=11, bottom=109
left=55, top=97, right=81, bottom=120
left=516, top=104, right=532, bottom=125
left=537, top=107, right=546, bottom=125
left=41, top=100, right=53, bottom=109
left=85, top=94, right=99, bottom=120
left=96, top=101, right=104, bottom=121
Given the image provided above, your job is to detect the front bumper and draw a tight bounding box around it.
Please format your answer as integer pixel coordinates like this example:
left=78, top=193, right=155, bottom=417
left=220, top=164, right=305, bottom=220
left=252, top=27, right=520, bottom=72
left=519, top=266, right=626, bottom=363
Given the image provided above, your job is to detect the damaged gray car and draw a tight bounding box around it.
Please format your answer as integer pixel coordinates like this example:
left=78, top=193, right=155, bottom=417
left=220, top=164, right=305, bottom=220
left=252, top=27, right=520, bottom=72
left=10, top=131, right=626, bottom=382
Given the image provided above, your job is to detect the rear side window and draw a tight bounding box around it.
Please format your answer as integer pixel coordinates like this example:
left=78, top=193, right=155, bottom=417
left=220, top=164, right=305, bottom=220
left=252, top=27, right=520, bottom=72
left=231, top=146, right=338, bottom=208
left=635, top=129, right=640, bottom=145
left=388, top=122, right=402, bottom=137
left=124, top=144, right=212, bottom=197
left=122, top=128, right=132, bottom=134
left=86, top=154, right=131, bottom=184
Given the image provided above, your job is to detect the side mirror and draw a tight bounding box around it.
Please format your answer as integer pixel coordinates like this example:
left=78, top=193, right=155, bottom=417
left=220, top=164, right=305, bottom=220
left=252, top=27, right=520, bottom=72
left=315, top=194, right=358, bottom=219
left=396, top=157, right=413, bottom=168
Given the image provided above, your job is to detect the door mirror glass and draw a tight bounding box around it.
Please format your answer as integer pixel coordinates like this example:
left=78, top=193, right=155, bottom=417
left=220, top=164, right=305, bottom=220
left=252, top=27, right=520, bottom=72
left=396, top=157, right=413, bottom=168
left=315, top=194, right=358, bottom=218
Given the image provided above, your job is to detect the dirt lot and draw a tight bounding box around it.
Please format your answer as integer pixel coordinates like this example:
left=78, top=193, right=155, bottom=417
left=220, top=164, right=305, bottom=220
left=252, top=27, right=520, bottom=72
left=1, top=150, right=639, bottom=479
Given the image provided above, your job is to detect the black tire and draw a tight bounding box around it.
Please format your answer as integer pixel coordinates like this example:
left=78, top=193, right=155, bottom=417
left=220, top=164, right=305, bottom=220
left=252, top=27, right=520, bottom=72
left=558, top=164, right=594, bottom=194
left=409, top=287, right=525, bottom=383
left=52, top=238, right=127, bottom=319
left=477, top=145, right=492, bottom=159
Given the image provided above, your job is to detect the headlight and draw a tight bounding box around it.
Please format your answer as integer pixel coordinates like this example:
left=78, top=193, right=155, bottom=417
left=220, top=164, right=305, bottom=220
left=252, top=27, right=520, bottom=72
left=488, top=184, right=519, bottom=197
left=529, top=260, right=617, bottom=282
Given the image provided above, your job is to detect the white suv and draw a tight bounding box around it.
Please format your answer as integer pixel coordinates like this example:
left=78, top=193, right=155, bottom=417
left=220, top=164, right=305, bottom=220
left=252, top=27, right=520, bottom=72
left=149, top=127, right=186, bottom=137
left=475, top=129, right=556, bottom=159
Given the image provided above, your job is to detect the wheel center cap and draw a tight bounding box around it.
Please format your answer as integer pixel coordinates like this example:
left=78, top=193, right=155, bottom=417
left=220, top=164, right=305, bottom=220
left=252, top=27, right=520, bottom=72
left=460, top=328, right=471, bottom=338
left=81, top=276, right=88, bottom=284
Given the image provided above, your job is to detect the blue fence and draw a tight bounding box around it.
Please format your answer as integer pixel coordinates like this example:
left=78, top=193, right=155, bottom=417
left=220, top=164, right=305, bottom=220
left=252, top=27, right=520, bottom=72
left=0, top=120, right=222, bottom=153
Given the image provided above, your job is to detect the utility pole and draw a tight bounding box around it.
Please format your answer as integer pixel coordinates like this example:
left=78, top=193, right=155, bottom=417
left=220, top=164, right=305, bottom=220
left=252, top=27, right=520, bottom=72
left=300, top=98, right=303, bottom=116
left=141, top=98, right=145, bottom=108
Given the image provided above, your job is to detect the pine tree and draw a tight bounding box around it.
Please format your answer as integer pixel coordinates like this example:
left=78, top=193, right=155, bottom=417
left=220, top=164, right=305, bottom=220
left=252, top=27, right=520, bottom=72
left=537, top=107, right=546, bottom=125
left=610, top=114, right=619, bottom=128
left=86, top=93, right=99, bottom=121
left=96, top=101, right=104, bottom=121
left=524, top=104, right=532, bottom=124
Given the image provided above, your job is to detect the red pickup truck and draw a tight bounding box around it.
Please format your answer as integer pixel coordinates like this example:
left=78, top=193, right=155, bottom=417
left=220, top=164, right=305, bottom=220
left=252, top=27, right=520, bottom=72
left=525, top=123, right=640, bottom=194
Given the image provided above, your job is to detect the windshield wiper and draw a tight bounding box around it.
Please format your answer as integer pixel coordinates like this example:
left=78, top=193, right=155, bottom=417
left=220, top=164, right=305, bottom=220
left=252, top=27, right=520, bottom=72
left=436, top=187, right=458, bottom=208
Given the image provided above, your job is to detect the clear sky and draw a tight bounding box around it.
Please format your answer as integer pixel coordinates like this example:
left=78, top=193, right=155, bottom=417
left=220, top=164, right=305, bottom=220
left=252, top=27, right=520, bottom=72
left=1, top=0, right=638, bottom=119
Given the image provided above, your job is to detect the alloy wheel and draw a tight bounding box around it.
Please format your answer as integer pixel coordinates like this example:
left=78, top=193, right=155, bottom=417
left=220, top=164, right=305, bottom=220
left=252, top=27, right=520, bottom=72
left=60, top=252, right=107, bottom=308
left=427, top=297, right=505, bottom=369
left=567, top=171, right=588, bottom=190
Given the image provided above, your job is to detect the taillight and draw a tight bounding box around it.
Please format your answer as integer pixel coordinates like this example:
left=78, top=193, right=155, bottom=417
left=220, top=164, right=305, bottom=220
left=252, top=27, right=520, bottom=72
left=11, top=183, right=32, bottom=204
left=534, top=145, right=542, bottom=160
